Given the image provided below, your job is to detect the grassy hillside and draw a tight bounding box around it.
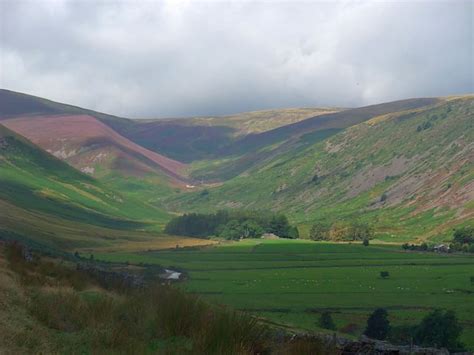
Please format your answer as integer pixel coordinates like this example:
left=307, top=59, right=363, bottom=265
left=165, top=96, right=474, bottom=241
left=0, top=124, right=172, bottom=250
left=189, top=98, right=440, bottom=181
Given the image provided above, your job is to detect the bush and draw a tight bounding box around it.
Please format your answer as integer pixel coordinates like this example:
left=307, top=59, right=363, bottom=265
left=453, top=227, right=474, bottom=245
left=365, top=308, right=390, bottom=340
left=414, top=310, right=464, bottom=351
left=309, top=223, right=330, bottom=241
left=319, top=311, right=336, bottom=331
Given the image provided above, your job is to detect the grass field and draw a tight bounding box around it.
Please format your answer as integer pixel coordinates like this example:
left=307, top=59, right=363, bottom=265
left=96, top=239, right=474, bottom=349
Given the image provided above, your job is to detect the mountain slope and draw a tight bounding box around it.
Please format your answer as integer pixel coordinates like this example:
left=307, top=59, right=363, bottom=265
left=0, top=124, right=170, bottom=249
left=165, top=96, right=474, bottom=241
left=1, top=114, right=188, bottom=183
left=0, top=89, right=341, bottom=164
left=188, top=98, right=440, bottom=181
left=120, top=108, right=342, bottom=162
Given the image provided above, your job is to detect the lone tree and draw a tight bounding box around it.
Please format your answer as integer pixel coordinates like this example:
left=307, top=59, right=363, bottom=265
left=319, top=311, right=336, bottom=330
left=414, top=309, right=464, bottom=351
left=380, top=271, right=390, bottom=279
left=365, top=308, right=390, bottom=340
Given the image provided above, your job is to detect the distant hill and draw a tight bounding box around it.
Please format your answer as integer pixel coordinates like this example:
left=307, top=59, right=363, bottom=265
left=165, top=96, right=474, bottom=242
left=0, top=124, right=169, bottom=250
left=121, top=108, right=342, bottom=162
left=0, top=89, right=343, bottom=163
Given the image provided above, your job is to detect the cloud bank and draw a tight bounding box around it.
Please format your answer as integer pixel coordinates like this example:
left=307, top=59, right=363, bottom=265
left=1, top=0, right=472, bottom=117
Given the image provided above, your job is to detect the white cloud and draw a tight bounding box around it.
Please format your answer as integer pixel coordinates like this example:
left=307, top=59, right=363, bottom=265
left=0, top=0, right=472, bottom=117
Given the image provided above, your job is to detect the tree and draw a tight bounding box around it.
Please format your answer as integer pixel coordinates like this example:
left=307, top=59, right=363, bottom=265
left=346, top=222, right=374, bottom=241
left=285, top=226, right=299, bottom=239
left=217, top=220, right=244, bottom=240
left=269, top=214, right=291, bottom=237
left=365, top=308, right=390, bottom=340
left=240, top=220, right=264, bottom=238
left=414, top=310, right=464, bottom=351
left=319, top=311, right=336, bottom=330
left=453, top=227, right=474, bottom=245
left=309, top=223, right=330, bottom=241
left=380, top=271, right=390, bottom=279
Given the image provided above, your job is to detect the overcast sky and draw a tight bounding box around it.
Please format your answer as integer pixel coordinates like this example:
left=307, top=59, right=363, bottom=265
left=0, top=0, right=472, bottom=118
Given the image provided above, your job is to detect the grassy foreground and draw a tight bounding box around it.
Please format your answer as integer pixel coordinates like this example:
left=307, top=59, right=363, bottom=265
left=0, top=242, right=341, bottom=354
left=96, top=239, right=474, bottom=349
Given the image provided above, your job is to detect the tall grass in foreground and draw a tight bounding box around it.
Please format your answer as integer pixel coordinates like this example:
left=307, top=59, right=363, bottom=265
left=4, top=243, right=338, bottom=354
left=5, top=242, right=339, bottom=354
left=27, top=287, right=268, bottom=353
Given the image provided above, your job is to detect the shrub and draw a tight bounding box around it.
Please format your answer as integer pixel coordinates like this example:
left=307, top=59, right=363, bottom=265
left=414, top=310, right=464, bottom=351
left=309, top=223, right=330, bottom=241
left=365, top=308, right=390, bottom=340
left=319, top=311, right=336, bottom=331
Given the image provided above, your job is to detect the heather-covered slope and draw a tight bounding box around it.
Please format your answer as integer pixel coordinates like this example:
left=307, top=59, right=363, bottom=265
left=121, top=108, right=341, bottom=162
left=165, top=96, right=474, bottom=241
left=0, top=89, right=340, bottom=164
left=1, top=114, right=188, bottom=184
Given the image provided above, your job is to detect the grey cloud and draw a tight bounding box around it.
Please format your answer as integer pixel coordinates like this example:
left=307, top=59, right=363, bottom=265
left=0, top=0, right=472, bottom=118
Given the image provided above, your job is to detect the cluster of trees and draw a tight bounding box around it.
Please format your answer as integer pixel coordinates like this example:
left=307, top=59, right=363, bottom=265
left=450, top=227, right=474, bottom=253
left=318, top=308, right=464, bottom=351
left=164, top=210, right=299, bottom=240
left=309, top=221, right=373, bottom=242
left=402, top=227, right=474, bottom=253
left=401, top=243, right=429, bottom=251
left=365, top=308, right=464, bottom=352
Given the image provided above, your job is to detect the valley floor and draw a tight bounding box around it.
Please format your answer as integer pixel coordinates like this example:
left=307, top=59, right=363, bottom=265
left=96, top=239, right=474, bottom=350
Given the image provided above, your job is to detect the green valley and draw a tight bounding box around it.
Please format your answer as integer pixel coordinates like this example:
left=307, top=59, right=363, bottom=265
left=95, top=239, right=474, bottom=349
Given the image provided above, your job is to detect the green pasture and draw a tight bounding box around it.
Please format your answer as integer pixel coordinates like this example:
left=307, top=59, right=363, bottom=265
left=97, top=239, right=474, bottom=349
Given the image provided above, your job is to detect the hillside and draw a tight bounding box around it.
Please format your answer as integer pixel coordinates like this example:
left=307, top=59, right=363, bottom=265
left=0, top=89, right=341, bottom=164
left=165, top=96, right=474, bottom=241
left=121, top=108, right=342, bottom=162
left=189, top=98, right=440, bottom=181
left=0, top=124, right=171, bottom=250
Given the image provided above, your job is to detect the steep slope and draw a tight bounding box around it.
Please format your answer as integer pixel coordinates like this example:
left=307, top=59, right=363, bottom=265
left=165, top=96, right=474, bottom=241
left=1, top=114, right=188, bottom=183
left=188, top=98, right=440, bottom=181
left=0, top=124, right=169, bottom=249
